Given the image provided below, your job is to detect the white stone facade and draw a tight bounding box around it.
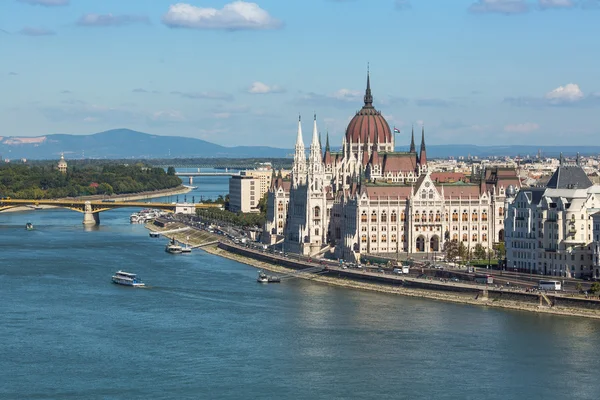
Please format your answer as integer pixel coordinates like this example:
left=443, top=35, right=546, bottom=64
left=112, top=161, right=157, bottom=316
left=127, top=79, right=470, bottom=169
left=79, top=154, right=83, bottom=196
left=262, top=73, right=518, bottom=260
left=505, top=160, right=599, bottom=278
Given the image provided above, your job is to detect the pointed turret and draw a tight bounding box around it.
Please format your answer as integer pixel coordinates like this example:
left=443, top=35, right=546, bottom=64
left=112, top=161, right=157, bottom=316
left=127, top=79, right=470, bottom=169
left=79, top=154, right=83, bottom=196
left=292, top=114, right=306, bottom=187
left=363, top=66, right=373, bottom=108
left=311, top=113, right=319, bottom=148
left=323, top=131, right=332, bottom=165
left=419, top=125, right=427, bottom=166
left=296, top=114, right=304, bottom=147
left=409, top=125, right=416, bottom=153
left=308, top=114, right=324, bottom=190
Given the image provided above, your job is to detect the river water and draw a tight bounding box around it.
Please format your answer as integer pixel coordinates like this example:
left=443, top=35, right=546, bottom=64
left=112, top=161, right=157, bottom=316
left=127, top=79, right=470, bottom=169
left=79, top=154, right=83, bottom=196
left=2, top=177, right=600, bottom=399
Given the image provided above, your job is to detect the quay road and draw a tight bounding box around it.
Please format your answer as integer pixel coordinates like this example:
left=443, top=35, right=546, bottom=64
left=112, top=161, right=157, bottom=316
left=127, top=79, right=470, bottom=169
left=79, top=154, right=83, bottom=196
left=164, top=214, right=595, bottom=296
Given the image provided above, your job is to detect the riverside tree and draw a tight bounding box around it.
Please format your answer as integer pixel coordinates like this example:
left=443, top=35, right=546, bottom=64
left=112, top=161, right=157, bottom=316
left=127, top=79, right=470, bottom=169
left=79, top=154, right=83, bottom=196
left=443, top=240, right=459, bottom=262
left=473, top=243, right=487, bottom=260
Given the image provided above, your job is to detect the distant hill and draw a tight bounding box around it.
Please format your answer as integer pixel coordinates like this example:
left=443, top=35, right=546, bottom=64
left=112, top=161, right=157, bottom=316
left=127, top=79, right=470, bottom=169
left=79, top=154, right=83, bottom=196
left=1, top=128, right=598, bottom=160
left=0, top=129, right=293, bottom=160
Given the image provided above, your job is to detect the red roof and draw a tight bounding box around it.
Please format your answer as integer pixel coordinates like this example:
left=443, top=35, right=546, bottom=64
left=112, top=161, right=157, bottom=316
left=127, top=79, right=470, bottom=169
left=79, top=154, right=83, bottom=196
left=440, top=185, right=481, bottom=198
left=430, top=172, right=466, bottom=183
left=345, top=108, right=391, bottom=145
left=364, top=185, right=413, bottom=199
left=381, top=153, right=418, bottom=174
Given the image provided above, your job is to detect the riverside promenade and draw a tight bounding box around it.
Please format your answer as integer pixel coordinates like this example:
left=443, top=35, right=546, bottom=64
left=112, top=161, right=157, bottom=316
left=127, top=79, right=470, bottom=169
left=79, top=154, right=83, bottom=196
left=210, top=242, right=600, bottom=319
left=144, top=218, right=600, bottom=319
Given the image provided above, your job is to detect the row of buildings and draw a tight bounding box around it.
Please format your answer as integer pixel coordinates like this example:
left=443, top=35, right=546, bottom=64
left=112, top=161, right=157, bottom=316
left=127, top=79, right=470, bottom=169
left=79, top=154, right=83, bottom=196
left=227, top=72, right=600, bottom=280
left=504, top=157, right=600, bottom=279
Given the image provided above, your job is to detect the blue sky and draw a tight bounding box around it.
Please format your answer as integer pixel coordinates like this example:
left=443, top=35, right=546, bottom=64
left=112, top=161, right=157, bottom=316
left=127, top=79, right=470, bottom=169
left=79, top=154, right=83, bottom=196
left=1, top=0, right=599, bottom=148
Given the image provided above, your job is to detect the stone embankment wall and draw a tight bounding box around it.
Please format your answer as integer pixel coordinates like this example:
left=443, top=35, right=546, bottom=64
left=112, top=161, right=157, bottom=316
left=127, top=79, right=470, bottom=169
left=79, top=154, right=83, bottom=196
left=216, top=242, right=600, bottom=319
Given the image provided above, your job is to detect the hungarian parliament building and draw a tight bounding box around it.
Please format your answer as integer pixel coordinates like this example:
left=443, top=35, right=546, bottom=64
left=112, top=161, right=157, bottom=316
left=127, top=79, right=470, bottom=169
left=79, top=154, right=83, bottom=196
left=263, top=73, right=520, bottom=261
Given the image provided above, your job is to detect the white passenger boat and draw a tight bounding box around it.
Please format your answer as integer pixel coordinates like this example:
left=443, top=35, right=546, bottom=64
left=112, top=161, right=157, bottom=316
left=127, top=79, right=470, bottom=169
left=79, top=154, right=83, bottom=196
left=165, top=238, right=183, bottom=254
left=257, top=271, right=269, bottom=283
left=112, top=271, right=145, bottom=287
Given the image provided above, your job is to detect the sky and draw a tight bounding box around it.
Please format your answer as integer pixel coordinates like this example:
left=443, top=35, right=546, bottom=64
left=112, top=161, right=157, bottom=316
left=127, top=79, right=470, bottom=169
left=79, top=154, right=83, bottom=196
left=1, top=0, right=600, bottom=149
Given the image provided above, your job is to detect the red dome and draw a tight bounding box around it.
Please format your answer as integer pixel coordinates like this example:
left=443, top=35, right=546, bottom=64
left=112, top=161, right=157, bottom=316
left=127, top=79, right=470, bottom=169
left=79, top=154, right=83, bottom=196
left=345, top=107, right=392, bottom=144
left=344, top=73, right=392, bottom=144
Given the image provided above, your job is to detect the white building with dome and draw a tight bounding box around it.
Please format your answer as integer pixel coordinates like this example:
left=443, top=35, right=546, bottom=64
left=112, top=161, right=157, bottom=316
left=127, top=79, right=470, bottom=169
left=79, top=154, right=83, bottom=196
left=263, top=72, right=520, bottom=260
left=57, top=153, right=67, bottom=174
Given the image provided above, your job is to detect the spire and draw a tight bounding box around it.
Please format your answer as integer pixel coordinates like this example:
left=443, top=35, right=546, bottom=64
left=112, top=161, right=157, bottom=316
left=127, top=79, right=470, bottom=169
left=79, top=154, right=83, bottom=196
left=311, top=113, right=319, bottom=147
left=363, top=64, right=373, bottom=107
left=409, top=125, right=416, bottom=153
left=419, top=125, right=427, bottom=166
left=325, top=131, right=330, bottom=152
left=296, top=114, right=304, bottom=146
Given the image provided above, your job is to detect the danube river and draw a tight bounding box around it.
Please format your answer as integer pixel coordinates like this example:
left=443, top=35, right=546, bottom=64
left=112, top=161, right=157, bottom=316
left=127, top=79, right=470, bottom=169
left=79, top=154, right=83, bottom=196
left=2, top=179, right=600, bottom=399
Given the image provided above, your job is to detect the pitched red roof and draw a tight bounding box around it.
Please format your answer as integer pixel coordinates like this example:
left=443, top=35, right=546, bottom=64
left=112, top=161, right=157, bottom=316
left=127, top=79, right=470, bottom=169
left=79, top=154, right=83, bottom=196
left=440, top=184, right=481, bottom=198
left=430, top=172, right=466, bottom=183
left=381, top=153, right=418, bottom=174
left=364, top=185, right=413, bottom=200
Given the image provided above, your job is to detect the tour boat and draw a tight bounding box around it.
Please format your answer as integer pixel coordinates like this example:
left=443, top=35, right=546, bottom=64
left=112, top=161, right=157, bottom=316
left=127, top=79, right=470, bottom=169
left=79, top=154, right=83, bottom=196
left=149, top=231, right=161, bottom=238
left=257, top=271, right=269, bottom=283
left=165, top=238, right=183, bottom=254
left=25, top=222, right=34, bottom=231
left=257, top=270, right=280, bottom=283
left=112, top=271, right=145, bottom=287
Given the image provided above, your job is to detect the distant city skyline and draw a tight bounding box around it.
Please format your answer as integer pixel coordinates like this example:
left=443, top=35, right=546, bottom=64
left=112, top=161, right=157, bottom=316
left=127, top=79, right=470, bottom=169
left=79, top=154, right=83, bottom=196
left=2, top=0, right=599, bottom=147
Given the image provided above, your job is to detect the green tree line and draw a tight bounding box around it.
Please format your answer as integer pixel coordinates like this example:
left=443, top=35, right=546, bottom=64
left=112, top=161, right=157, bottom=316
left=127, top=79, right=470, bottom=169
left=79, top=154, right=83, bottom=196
left=0, top=162, right=181, bottom=199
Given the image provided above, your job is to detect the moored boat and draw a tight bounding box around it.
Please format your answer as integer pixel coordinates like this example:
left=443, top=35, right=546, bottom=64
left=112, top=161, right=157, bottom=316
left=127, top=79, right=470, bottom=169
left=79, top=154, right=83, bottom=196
left=257, top=271, right=269, bottom=283
left=149, top=231, right=161, bottom=238
left=165, top=238, right=183, bottom=254
left=112, top=271, right=145, bottom=287
left=257, top=270, right=280, bottom=283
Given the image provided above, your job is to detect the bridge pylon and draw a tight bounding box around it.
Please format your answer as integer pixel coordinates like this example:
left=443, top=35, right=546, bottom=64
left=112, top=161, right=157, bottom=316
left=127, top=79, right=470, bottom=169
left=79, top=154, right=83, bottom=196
left=83, top=201, right=101, bottom=225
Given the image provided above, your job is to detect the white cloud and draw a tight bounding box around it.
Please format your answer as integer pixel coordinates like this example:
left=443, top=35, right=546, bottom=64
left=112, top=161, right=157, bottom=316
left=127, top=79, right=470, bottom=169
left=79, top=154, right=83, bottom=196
left=330, top=89, right=362, bottom=102
left=162, top=1, right=282, bottom=31
left=538, top=0, right=575, bottom=9
left=17, top=0, right=69, bottom=6
left=545, top=83, right=584, bottom=103
left=77, top=14, right=149, bottom=27
left=504, top=122, right=540, bottom=133
left=19, top=27, right=56, bottom=36
left=151, top=110, right=185, bottom=122
left=468, top=0, right=529, bottom=14
left=247, top=81, right=284, bottom=94
left=171, top=90, right=234, bottom=101
left=213, top=112, right=232, bottom=119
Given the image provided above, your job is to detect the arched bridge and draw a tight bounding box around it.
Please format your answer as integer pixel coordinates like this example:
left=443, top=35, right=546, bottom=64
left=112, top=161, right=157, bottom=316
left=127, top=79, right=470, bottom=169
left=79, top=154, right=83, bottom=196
left=0, top=199, right=222, bottom=225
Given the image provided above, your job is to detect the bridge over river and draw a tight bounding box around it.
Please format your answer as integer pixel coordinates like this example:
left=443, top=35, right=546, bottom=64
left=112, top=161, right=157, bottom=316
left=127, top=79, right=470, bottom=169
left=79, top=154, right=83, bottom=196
left=174, top=171, right=240, bottom=185
left=0, top=198, right=221, bottom=225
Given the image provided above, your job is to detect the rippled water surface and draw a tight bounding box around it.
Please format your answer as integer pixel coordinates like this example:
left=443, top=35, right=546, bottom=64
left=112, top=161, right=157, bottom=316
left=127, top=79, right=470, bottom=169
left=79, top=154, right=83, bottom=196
left=2, top=204, right=600, bottom=399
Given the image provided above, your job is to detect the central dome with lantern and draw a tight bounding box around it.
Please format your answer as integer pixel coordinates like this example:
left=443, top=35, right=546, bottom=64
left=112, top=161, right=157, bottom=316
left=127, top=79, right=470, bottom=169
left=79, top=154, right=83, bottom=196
left=344, top=71, right=393, bottom=151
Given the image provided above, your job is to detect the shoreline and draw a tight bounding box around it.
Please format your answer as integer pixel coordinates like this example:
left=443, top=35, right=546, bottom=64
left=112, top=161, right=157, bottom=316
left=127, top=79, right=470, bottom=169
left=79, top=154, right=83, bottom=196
left=143, top=220, right=600, bottom=320
left=203, top=245, right=600, bottom=320
left=1, top=185, right=192, bottom=213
